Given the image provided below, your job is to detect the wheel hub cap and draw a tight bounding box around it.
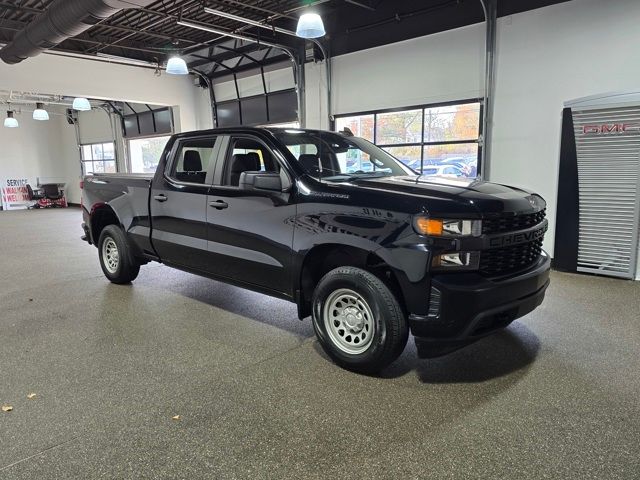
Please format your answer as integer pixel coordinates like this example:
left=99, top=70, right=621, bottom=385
left=102, top=237, right=119, bottom=274
left=323, top=288, right=375, bottom=355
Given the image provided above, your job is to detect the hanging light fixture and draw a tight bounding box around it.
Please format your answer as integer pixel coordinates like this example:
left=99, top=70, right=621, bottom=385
left=296, top=13, right=326, bottom=39
left=72, top=97, right=91, bottom=111
left=4, top=111, right=19, bottom=128
left=33, top=102, right=49, bottom=121
left=166, top=55, right=188, bottom=75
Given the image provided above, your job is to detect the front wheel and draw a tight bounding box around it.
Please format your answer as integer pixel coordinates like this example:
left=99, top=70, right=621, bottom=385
left=312, top=267, right=408, bottom=374
left=98, top=225, right=140, bottom=284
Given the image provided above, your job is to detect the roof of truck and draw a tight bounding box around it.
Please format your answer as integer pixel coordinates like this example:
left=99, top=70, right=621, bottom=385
left=173, top=126, right=351, bottom=138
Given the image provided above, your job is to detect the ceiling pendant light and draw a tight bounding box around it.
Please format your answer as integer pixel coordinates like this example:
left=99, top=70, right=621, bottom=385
left=166, top=55, right=188, bottom=75
left=72, top=97, right=91, bottom=111
left=296, top=13, right=326, bottom=39
left=33, top=102, right=49, bottom=121
left=4, top=111, right=19, bottom=128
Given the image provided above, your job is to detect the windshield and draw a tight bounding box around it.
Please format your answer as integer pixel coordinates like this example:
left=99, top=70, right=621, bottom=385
left=272, top=130, right=415, bottom=181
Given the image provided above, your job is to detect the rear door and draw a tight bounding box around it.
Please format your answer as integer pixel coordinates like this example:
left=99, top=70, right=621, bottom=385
left=150, top=135, right=221, bottom=270
left=205, top=134, right=297, bottom=296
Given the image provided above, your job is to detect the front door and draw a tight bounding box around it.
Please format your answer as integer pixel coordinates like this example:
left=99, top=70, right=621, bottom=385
left=150, top=135, right=220, bottom=271
left=205, top=135, right=296, bottom=296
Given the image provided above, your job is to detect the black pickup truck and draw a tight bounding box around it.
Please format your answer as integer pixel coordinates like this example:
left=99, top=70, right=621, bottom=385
left=81, top=127, right=550, bottom=373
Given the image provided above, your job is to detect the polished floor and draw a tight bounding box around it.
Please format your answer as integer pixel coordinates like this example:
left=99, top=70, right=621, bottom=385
left=0, top=208, right=639, bottom=479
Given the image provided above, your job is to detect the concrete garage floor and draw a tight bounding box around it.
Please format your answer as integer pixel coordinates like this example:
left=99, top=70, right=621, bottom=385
left=1, top=208, right=639, bottom=479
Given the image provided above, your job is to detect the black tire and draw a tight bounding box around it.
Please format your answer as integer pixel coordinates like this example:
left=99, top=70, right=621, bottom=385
left=98, top=225, right=140, bottom=284
left=312, top=267, right=409, bottom=374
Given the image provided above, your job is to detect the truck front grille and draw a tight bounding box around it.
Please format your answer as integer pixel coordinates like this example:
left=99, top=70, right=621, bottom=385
left=482, top=209, right=546, bottom=235
left=479, top=238, right=544, bottom=277
left=478, top=209, right=546, bottom=277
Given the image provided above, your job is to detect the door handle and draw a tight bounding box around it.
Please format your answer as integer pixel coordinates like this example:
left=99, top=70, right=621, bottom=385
left=154, top=194, right=168, bottom=202
left=209, top=200, right=229, bottom=210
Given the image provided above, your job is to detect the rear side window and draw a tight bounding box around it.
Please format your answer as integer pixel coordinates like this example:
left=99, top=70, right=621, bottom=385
left=168, top=137, right=217, bottom=184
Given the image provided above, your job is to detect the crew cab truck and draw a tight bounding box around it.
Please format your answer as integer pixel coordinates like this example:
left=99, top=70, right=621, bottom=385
left=81, top=127, right=550, bottom=373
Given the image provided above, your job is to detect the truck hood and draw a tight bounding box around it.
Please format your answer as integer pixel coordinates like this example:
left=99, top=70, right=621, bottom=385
left=345, top=175, right=545, bottom=217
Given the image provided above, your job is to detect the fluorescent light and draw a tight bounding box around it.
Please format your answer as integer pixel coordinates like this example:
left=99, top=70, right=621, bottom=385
left=166, top=56, right=188, bottom=75
left=296, top=13, right=325, bottom=39
left=72, top=97, right=91, bottom=111
left=33, top=102, right=49, bottom=121
left=4, top=111, right=18, bottom=128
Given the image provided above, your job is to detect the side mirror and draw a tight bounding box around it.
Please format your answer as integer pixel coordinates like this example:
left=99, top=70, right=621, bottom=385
left=238, top=171, right=283, bottom=192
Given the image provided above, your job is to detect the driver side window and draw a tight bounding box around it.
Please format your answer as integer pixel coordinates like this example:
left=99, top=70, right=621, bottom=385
left=222, top=137, right=281, bottom=187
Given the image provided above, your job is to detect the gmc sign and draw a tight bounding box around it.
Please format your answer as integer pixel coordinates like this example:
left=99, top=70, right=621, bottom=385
left=582, top=123, right=640, bottom=134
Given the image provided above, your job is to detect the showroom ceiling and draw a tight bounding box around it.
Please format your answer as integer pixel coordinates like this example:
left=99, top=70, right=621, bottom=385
left=0, top=0, right=571, bottom=79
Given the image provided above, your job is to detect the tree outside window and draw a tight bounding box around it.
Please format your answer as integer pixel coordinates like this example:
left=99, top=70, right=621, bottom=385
left=334, top=101, right=481, bottom=178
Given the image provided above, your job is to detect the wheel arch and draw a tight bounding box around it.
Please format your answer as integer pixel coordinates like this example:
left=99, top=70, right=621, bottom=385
left=296, top=242, right=406, bottom=320
left=89, top=204, right=122, bottom=246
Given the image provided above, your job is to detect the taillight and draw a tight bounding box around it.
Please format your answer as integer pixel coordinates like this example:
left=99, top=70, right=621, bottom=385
left=79, top=181, right=84, bottom=189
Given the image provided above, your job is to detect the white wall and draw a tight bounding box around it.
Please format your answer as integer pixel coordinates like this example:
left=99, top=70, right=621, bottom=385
left=0, top=54, right=199, bottom=132
left=490, top=0, right=640, bottom=259
left=0, top=105, right=81, bottom=204
left=1, top=53, right=205, bottom=205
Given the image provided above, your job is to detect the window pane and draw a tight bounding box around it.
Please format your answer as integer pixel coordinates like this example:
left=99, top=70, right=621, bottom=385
left=287, top=143, right=318, bottom=160
left=93, top=161, right=105, bottom=173
left=103, top=161, right=117, bottom=173
left=424, top=103, right=480, bottom=142
left=171, top=137, right=217, bottom=184
left=129, top=136, right=171, bottom=173
left=92, top=143, right=104, bottom=160
left=223, top=137, right=280, bottom=186
left=376, top=109, right=422, bottom=145
left=335, top=115, right=374, bottom=142
left=423, top=143, right=479, bottom=178
left=382, top=146, right=422, bottom=170
left=82, top=145, right=93, bottom=161
left=102, top=143, right=115, bottom=160
left=340, top=149, right=374, bottom=173
left=83, top=161, right=94, bottom=175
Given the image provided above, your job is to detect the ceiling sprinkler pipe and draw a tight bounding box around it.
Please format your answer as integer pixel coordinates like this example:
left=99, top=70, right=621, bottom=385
left=0, top=0, right=156, bottom=65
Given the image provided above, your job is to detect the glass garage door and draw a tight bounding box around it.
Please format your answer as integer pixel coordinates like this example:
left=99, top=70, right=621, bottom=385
left=572, top=105, right=640, bottom=279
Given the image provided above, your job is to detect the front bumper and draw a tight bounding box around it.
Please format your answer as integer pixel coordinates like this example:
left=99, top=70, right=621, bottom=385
left=410, top=253, right=551, bottom=358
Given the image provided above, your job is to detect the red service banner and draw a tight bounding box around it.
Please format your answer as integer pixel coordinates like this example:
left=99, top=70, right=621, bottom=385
left=1, top=178, right=31, bottom=210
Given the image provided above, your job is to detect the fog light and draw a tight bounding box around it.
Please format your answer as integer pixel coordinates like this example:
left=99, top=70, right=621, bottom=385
left=432, top=251, right=480, bottom=271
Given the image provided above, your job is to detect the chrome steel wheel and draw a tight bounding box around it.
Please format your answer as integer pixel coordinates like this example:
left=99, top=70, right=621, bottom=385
left=323, top=288, right=375, bottom=355
left=102, top=237, right=119, bottom=274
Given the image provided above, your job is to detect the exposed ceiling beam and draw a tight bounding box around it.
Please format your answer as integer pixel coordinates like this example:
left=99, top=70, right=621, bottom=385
left=182, top=0, right=332, bottom=55
left=0, top=1, right=204, bottom=47
left=209, top=53, right=289, bottom=79
left=186, top=43, right=266, bottom=68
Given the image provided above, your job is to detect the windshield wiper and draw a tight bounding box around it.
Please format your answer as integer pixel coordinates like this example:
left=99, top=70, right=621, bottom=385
left=342, top=172, right=392, bottom=181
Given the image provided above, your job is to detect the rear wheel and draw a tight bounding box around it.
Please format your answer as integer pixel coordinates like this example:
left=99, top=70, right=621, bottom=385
left=312, top=267, right=408, bottom=374
left=98, top=225, right=140, bottom=284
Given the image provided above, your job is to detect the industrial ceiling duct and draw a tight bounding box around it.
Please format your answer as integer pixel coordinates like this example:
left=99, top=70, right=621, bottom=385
left=0, top=0, right=156, bottom=65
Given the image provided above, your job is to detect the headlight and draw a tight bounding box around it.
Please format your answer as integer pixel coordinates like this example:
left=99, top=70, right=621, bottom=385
left=413, top=217, right=482, bottom=237
left=432, top=251, right=480, bottom=271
